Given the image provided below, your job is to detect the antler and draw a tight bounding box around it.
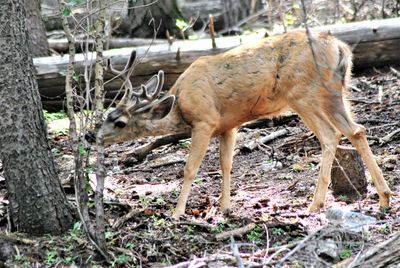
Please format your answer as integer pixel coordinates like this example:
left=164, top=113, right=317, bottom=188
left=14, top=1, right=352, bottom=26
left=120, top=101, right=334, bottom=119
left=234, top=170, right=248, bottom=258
left=106, top=50, right=165, bottom=114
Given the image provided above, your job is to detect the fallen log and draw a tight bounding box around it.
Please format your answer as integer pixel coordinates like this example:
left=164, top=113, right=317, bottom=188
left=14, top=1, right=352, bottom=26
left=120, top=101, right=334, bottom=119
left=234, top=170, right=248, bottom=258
left=48, top=37, right=166, bottom=54
left=34, top=18, right=400, bottom=110
left=350, top=230, right=400, bottom=268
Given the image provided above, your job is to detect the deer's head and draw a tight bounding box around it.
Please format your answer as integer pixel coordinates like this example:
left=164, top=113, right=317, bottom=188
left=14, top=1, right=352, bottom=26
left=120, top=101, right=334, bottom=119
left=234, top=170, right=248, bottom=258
left=85, top=51, right=175, bottom=144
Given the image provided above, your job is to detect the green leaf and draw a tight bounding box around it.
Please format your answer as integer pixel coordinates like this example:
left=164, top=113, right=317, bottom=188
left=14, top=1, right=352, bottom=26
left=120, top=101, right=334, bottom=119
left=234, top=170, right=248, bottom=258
left=286, top=13, right=295, bottom=25
left=62, top=6, right=71, bottom=17
left=292, top=3, right=300, bottom=9
left=72, top=73, right=79, bottom=82
left=79, top=146, right=88, bottom=156
left=176, top=19, right=188, bottom=30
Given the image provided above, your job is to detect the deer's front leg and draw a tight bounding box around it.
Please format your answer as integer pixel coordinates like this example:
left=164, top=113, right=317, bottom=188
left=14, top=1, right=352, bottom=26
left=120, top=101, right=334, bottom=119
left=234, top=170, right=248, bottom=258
left=218, top=128, right=237, bottom=215
left=173, top=124, right=213, bottom=220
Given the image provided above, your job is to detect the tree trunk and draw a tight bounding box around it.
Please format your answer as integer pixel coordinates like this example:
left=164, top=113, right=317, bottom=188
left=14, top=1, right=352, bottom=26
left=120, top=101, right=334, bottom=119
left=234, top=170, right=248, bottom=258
left=25, top=0, right=50, bottom=57
left=0, top=0, right=74, bottom=235
left=119, top=0, right=186, bottom=38
left=221, top=0, right=264, bottom=33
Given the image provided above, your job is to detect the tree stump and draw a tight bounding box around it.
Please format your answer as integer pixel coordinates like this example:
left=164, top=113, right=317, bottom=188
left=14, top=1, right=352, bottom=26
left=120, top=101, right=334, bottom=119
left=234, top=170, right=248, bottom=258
left=331, top=145, right=368, bottom=202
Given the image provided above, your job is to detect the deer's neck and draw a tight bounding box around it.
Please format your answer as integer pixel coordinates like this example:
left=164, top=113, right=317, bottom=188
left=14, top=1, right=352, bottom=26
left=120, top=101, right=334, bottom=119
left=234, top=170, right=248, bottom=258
left=138, top=107, right=191, bottom=137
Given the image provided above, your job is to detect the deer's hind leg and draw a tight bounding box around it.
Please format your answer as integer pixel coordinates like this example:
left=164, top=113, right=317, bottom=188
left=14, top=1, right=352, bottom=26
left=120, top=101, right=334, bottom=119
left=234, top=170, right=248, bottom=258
left=218, top=128, right=237, bottom=215
left=324, top=96, right=391, bottom=208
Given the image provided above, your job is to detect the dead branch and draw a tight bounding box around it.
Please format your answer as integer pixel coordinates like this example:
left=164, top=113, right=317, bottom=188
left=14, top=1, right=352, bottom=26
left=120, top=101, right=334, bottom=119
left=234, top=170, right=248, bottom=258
left=209, top=14, right=217, bottom=49
left=150, top=159, right=186, bottom=169
left=0, top=233, right=35, bottom=245
left=112, top=208, right=144, bottom=229
left=379, top=128, right=400, bottom=145
left=173, top=221, right=215, bottom=231
left=390, top=67, right=400, bottom=78
left=215, top=223, right=256, bottom=241
left=122, top=132, right=191, bottom=161
left=230, top=237, right=245, bottom=268
left=240, top=129, right=289, bottom=152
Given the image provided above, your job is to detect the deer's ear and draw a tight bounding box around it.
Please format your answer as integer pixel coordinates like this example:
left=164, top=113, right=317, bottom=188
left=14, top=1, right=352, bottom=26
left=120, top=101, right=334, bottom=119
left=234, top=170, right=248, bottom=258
left=134, top=96, right=175, bottom=120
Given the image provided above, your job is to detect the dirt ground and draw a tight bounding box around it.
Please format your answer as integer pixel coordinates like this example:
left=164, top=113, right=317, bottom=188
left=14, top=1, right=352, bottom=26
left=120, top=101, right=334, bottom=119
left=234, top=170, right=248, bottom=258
left=1, top=66, right=399, bottom=267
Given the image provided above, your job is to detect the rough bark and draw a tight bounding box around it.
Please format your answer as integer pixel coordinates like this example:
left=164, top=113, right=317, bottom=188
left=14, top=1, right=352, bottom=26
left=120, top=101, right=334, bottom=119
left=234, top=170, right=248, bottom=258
left=25, top=0, right=50, bottom=57
left=221, top=0, right=264, bottom=33
left=331, top=145, right=367, bottom=201
left=351, top=231, right=400, bottom=267
left=94, top=0, right=107, bottom=252
left=0, top=0, right=74, bottom=235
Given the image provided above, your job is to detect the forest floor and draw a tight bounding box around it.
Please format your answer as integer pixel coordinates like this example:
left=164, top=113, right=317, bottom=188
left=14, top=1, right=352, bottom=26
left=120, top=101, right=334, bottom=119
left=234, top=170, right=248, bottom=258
left=1, top=66, right=399, bottom=267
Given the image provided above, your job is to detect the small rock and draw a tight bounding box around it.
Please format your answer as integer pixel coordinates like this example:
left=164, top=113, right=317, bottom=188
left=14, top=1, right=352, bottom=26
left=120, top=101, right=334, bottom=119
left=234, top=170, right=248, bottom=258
left=316, top=238, right=339, bottom=259
left=261, top=161, right=283, bottom=171
left=326, top=207, right=376, bottom=232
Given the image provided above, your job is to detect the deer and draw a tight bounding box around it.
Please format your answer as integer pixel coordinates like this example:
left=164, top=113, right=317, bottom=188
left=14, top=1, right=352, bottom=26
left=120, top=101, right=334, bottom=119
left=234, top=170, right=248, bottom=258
left=86, top=31, right=391, bottom=220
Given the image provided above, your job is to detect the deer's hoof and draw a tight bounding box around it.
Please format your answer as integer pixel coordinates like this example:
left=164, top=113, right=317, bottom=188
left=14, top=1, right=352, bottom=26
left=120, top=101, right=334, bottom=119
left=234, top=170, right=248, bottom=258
left=306, top=202, right=325, bottom=214
left=172, top=210, right=184, bottom=220
left=221, top=207, right=231, bottom=217
left=379, top=191, right=391, bottom=208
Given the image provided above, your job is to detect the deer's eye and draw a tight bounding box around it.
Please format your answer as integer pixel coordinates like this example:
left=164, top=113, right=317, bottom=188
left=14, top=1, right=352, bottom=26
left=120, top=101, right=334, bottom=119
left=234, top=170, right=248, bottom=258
left=114, top=121, right=127, bottom=128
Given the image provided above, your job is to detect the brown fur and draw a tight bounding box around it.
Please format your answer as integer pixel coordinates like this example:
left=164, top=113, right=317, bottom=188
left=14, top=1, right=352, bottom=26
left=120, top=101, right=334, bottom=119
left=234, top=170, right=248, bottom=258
left=101, top=31, right=391, bottom=219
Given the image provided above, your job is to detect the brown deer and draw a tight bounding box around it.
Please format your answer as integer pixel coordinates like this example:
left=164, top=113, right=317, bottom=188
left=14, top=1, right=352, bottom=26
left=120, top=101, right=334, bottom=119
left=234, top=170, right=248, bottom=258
left=87, top=31, right=391, bottom=219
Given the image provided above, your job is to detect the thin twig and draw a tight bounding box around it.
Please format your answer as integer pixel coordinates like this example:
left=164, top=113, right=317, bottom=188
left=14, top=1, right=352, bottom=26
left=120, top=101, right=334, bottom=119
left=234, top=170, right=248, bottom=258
left=230, top=237, right=245, bottom=268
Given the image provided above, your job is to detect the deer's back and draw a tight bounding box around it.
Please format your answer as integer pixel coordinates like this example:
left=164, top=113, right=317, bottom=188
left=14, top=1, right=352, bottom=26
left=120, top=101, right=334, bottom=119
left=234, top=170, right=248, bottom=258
left=171, top=31, right=350, bottom=134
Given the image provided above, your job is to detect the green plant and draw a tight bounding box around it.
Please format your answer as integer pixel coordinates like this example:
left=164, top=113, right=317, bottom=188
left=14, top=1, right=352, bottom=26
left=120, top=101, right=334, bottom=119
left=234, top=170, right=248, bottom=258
left=179, top=140, right=191, bottom=149
left=247, top=225, right=263, bottom=244
left=292, top=260, right=302, bottom=268
left=185, top=225, right=195, bottom=235
left=106, top=231, right=116, bottom=246
left=63, top=256, right=78, bottom=265
left=212, top=221, right=226, bottom=234
left=337, top=195, right=350, bottom=202
left=378, top=223, right=391, bottom=234
left=291, top=164, right=303, bottom=173
left=79, top=145, right=89, bottom=156
left=152, top=216, right=166, bottom=227
left=285, top=13, right=296, bottom=25
left=43, top=110, right=67, bottom=122
left=271, top=227, right=285, bottom=236
left=65, top=222, right=85, bottom=243
left=125, top=242, right=135, bottom=250
left=171, top=189, right=179, bottom=198
left=111, top=254, right=131, bottom=267
left=194, top=178, right=204, bottom=184
left=339, top=249, right=351, bottom=260
left=175, top=19, right=188, bottom=30
left=45, top=250, right=58, bottom=265
left=307, top=162, right=316, bottom=171
left=139, top=196, right=150, bottom=208
left=153, top=197, right=166, bottom=206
